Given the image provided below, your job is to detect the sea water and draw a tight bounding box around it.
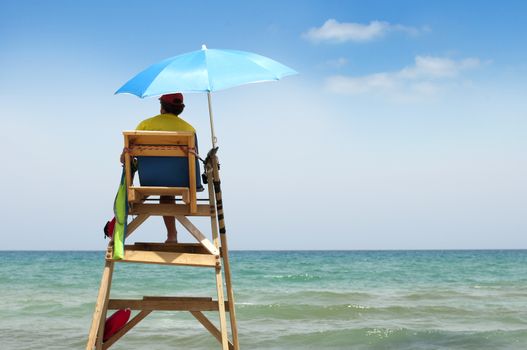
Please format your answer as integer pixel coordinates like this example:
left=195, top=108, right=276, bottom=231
left=0, top=250, right=526, bottom=349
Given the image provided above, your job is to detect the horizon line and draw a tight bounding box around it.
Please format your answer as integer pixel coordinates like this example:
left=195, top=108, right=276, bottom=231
left=1, top=248, right=526, bottom=252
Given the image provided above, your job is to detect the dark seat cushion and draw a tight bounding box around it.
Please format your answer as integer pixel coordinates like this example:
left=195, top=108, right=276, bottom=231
left=137, top=156, right=203, bottom=191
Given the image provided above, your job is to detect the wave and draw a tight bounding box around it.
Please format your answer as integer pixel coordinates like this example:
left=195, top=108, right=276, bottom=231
left=246, top=327, right=527, bottom=349
left=268, top=273, right=323, bottom=281
left=234, top=301, right=527, bottom=328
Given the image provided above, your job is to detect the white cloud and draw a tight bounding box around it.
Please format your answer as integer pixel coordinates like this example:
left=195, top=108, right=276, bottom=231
left=325, top=57, right=349, bottom=68
left=303, top=19, right=424, bottom=43
left=326, top=73, right=395, bottom=94
left=399, top=56, right=481, bottom=79
left=326, top=55, right=482, bottom=99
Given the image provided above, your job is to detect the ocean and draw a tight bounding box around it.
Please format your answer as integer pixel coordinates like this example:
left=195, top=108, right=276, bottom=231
left=0, top=250, right=526, bottom=349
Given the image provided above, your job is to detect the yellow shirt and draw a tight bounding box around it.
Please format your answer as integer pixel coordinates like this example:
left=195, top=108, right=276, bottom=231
left=136, top=113, right=195, bottom=132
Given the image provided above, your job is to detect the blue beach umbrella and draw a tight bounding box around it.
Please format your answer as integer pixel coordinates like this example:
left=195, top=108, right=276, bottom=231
left=116, top=45, right=297, bottom=147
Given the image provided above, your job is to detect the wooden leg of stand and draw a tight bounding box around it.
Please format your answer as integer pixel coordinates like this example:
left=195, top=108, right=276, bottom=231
left=86, top=259, right=114, bottom=350
left=207, top=159, right=230, bottom=349
left=215, top=267, right=229, bottom=350
left=210, top=154, right=239, bottom=349
left=220, top=235, right=239, bottom=350
left=96, top=260, right=114, bottom=350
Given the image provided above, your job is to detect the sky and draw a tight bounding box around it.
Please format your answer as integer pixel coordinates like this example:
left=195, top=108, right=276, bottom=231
left=0, top=0, right=526, bottom=250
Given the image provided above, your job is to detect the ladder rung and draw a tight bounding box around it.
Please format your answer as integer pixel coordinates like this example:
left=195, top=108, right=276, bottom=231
left=143, top=296, right=212, bottom=302
left=141, top=198, right=211, bottom=202
left=107, top=298, right=230, bottom=312
left=130, top=203, right=212, bottom=216
left=115, top=250, right=218, bottom=267
left=127, top=242, right=211, bottom=254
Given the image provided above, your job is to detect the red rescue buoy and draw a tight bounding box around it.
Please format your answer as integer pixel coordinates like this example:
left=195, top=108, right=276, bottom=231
left=103, top=309, right=131, bottom=342
left=104, top=217, right=116, bottom=239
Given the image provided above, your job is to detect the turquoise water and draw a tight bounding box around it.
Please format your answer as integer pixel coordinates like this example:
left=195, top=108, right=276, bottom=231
left=1, top=250, right=526, bottom=349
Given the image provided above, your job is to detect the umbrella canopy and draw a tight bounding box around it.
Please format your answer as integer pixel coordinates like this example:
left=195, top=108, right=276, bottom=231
left=116, top=45, right=297, bottom=97
left=115, top=45, right=297, bottom=147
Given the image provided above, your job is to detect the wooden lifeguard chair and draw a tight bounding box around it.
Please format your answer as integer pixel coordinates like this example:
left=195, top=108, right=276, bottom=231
left=86, top=130, right=239, bottom=350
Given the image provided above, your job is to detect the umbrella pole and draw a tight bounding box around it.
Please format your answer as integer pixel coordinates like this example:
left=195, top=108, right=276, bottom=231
left=207, top=92, right=218, bottom=148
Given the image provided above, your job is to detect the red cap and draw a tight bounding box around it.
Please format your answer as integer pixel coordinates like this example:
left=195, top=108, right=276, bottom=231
left=159, top=93, right=184, bottom=106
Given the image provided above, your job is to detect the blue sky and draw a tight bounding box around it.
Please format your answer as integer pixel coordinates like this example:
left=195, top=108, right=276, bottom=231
left=1, top=0, right=526, bottom=250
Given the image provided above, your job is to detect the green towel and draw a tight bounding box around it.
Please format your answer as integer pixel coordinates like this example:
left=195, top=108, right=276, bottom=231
left=112, top=169, right=128, bottom=260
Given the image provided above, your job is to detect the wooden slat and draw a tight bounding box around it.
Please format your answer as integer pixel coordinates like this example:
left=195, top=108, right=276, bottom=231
left=130, top=186, right=189, bottom=202
left=118, top=250, right=217, bottom=267
left=143, top=296, right=212, bottom=302
left=130, top=203, right=211, bottom=217
left=123, top=130, right=194, bottom=146
left=191, top=311, right=234, bottom=350
left=107, top=299, right=225, bottom=312
left=102, top=310, right=151, bottom=350
left=127, top=135, right=188, bottom=145
left=128, top=242, right=210, bottom=254
left=124, top=130, right=195, bottom=135
left=128, top=148, right=187, bottom=157
left=132, top=186, right=189, bottom=196
left=175, top=215, right=219, bottom=256
left=124, top=130, right=195, bottom=136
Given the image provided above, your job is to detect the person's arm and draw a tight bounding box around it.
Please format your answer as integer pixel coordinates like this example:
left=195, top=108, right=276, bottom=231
left=120, top=149, right=126, bottom=164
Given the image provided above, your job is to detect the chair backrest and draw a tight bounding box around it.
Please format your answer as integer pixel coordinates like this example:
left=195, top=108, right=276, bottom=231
left=123, top=130, right=199, bottom=213
left=137, top=156, right=201, bottom=187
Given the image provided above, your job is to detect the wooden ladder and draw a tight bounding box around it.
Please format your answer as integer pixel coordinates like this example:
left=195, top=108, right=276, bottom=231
left=86, top=152, right=239, bottom=350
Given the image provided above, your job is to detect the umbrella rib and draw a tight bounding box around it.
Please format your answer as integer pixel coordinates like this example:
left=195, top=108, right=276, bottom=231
left=203, top=50, right=212, bottom=92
